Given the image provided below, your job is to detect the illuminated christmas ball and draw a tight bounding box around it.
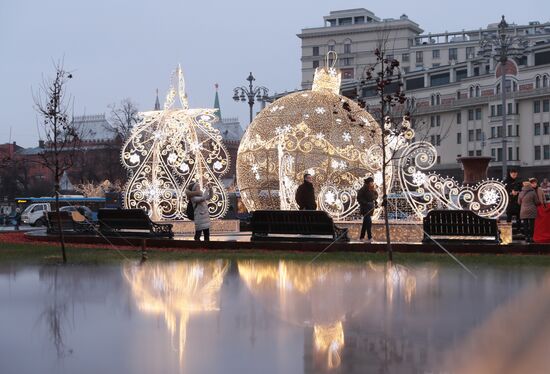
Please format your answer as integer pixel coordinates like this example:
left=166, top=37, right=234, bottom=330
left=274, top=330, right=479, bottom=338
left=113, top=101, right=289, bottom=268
left=236, top=62, right=390, bottom=219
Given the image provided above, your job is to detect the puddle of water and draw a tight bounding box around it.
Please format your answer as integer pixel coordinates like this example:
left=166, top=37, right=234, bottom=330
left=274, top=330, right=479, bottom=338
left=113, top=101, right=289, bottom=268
left=0, top=260, right=549, bottom=374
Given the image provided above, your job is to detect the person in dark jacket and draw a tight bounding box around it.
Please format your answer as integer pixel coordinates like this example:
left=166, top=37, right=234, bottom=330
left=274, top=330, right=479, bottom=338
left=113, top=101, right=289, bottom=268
left=504, top=169, right=521, bottom=224
left=357, top=177, right=378, bottom=242
left=295, top=173, right=317, bottom=210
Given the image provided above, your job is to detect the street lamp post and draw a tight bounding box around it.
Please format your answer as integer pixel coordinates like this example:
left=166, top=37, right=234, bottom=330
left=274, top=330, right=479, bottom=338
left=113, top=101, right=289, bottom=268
left=480, top=15, right=529, bottom=180
left=233, top=72, right=269, bottom=124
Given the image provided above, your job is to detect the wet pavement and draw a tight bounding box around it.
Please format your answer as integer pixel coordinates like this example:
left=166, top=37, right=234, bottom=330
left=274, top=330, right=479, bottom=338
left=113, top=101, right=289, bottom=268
left=1, top=260, right=550, bottom=374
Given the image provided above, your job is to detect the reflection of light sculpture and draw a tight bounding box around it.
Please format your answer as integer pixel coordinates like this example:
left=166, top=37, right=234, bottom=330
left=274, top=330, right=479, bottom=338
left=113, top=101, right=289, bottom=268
left=122, top=65, right=229, bottom=220
left=238, top=260, right=364, bottom=370
left=314, top=321, right=344, bottom=369
left=236, top=54, right=409, bottom=219
left=398, top=141, right=508, bottom=219
left=368, top=261, right=439, bottom=305
left=123, top=260, right=228, bottom=364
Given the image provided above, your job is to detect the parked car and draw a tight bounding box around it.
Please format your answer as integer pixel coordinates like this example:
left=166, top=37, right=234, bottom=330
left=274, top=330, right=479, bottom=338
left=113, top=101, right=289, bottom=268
left=59, top=206, right=94, bottom=221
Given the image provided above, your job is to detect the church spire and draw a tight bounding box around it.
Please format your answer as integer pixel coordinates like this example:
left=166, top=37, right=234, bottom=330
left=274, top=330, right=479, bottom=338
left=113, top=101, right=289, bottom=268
left=154, top=88, right=160, bottom=111
left=214, top=83, right=221, bottom=120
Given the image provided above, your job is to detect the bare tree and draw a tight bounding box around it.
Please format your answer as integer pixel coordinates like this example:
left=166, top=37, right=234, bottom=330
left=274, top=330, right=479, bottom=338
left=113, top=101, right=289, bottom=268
left=33, top=61, right=81, bottom=264
left=357, top=44, right=412, bottom=262
left=108, top=98, right=140, bottom=141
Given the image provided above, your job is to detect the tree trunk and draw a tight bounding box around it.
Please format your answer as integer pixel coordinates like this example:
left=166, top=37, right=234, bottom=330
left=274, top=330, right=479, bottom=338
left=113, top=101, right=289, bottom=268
left=55, top=181, right=67, bottom=264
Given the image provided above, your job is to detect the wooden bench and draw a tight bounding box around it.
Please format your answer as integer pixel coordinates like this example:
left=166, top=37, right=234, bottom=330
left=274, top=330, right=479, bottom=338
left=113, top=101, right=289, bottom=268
left=46, top=211, right=95, bottom=234
left=98, top=209, right=174, bottom=238
left=250, top=210, right=349, bottom=242
left=423, top=209, right=500, bottom=243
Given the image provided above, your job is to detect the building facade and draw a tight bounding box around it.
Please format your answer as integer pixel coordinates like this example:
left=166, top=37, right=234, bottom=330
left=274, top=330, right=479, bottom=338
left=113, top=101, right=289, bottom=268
left=298, top=9, right=550, bottom=180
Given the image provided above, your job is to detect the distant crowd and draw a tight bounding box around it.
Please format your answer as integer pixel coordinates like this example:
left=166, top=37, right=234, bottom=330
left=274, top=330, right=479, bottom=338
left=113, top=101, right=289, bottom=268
left=504, top=170, right=550, bottom=243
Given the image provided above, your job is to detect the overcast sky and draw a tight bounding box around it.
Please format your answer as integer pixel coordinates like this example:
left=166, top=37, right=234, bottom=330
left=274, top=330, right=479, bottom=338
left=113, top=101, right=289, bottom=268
left=1, top=0, right=548, bottom=147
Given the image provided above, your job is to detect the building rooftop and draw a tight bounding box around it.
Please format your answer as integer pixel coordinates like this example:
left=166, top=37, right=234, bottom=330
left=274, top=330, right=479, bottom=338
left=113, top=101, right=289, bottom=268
left=72, top=114, right=117, bottom=142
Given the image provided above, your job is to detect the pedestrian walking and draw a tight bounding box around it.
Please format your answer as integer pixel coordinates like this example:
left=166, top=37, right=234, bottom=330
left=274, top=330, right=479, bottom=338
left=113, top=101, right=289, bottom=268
left=295, top=173, right=317, bottom=210
left=357, top=177, right=378, bottom=243
left=185, top=182, right=212, bottom=241
left=518, top=179, right=540, bottom=243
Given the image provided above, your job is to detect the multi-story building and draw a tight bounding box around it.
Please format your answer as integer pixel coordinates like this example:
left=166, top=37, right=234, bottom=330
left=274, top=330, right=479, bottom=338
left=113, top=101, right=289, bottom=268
left=298, top=8, right=550, bottom=179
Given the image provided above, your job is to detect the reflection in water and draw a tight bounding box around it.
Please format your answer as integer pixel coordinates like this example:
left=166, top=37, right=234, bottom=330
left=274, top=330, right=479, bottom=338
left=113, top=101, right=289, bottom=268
left=442, top=274, right=550, bottom=374
left=238, top=260, right=358, bottom=370
left=314, top=321, right=344, bottom=369
left=3, top=261, right=550, bottom=374
left=123, top=260, right=228, bottom=365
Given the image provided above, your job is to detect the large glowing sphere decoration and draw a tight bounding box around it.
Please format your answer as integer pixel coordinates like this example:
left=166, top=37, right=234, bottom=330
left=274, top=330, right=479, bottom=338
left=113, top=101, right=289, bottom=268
left=236, top=56, right=397, bottom=219
left=122, top=65, right=229, bottom=221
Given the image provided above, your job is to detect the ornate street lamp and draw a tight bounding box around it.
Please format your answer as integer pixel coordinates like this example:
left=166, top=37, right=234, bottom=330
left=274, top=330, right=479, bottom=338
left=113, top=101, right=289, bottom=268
left=479, top=15, right=529, bottom=179
left=233, top=72, right=269, bottom=124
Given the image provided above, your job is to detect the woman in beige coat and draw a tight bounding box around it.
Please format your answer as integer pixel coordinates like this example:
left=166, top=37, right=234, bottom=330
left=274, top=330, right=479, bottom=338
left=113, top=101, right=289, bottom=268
left=518, top=180, right=541, bottom=243
left=185, top=182, right=212, bottom=241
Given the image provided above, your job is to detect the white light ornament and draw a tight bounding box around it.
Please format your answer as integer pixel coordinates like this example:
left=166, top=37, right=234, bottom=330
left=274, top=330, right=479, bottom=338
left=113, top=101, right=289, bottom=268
left=236, top=52, right=408, bottom=219
left=122, top=65, right=230, bottom=220
left=398, top=141, right=508, bottom=219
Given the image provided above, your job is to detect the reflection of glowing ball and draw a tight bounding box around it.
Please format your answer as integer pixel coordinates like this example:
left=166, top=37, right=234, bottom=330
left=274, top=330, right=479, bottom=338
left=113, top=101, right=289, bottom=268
left=236, top=90, right=389, bottom=218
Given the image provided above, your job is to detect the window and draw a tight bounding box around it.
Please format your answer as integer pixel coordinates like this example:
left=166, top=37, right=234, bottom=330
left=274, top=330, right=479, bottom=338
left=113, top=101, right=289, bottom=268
left=457, top=112, right=462, bottom=124
left=491, top=105, right=495, bottom=117
left=475, top=129, right=482, bottom=141
left=516, top=103, right=519, bottom=114
left=476, top=150, right=482, bottom=156
left=312, top=60, right=319, bottom=68
left=312, top=46, right=319, bottom=56
left=544, top=75, right=549, bottom=88
left=402, top=53, right=409, bottom=62
left=516, top=147, right=520, bottom=161
left=436, top=156, right=441, bottom=164
left=436, top=115, right=441, bottom=127
left=449, top=48, right=458, bottom=61
left=457, top=132, right=462, bottom=144
left=491, top=127, right=496, bottom=138
left=508, top=103, right=513, bottom=114
left=466, top=46, right=475, bottom=59
left=544, top=99, right=550, bottom=112
left=496, top=104, right=502, bottom=116
left=544, top=122, right=550, bottom=135
left=430, top=116, right=435, bottom=127
left=456, top=69, right=468, bottom=81
left=468, top=129, right=474, bottom=141
left=328, top=43, right=335, bottom=52
left=535, top=123, right=541, bottom=135
left=475, top=86, right=480, bottom=97
left=507, top=147, right=512, bottom=161
left=468, top=109, right=474, bottom=121
left=340, top=18, right=352, bottom=26
left=544, top=145, right=550, bottom=160
left=469, top=86, right=474, bottom=98
left=354, top=16, right=365, bottom=24
left=432, top=49, right=440, bottom=59
left=436, top=135, right=441, bottom=146
left=457, top=91, right=462, bottom=100
left=497, top=148, right=503, bottom=161
left=516, top=125, right=520, bottom=136
left=416, top=51, right=424, bottom=63
left=474, top=66, right=480, bottom=76
left=469, top=150, right=474, bottom=156
left=535, top=146, right=541, bottom=160
left=342, top=58, right=353, bottom=66
left=343, top=41, right=351, bottom=54
left=508, top=125, right=512, bottom=137
left=534, top=101, right=541, bottom=113
left=475, top=108, right=482, bottom=120
left=536, top=75, right=541, bottom=89
left=491, top=149, right=495, bottom=158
